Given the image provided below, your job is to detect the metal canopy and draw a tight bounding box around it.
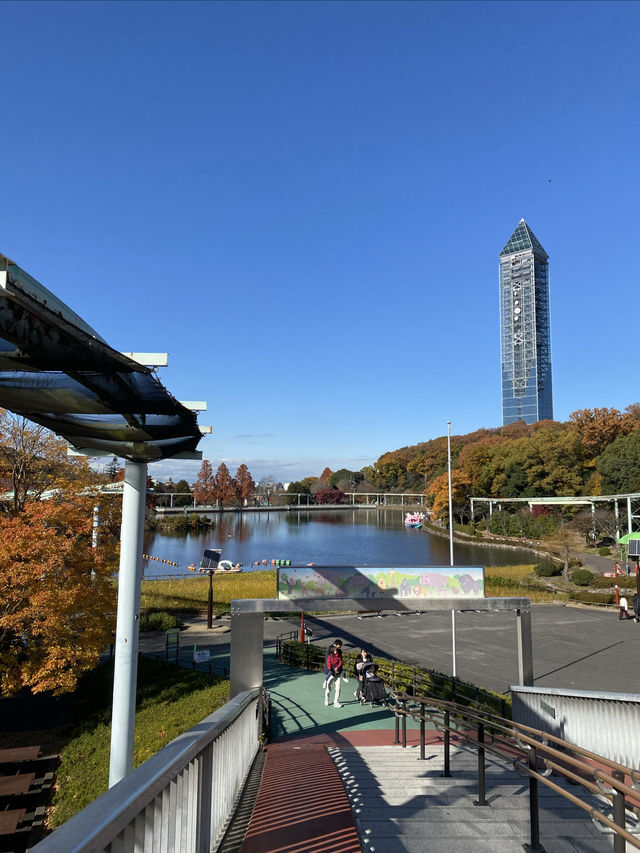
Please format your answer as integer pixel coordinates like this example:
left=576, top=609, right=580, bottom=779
left=0, top=253, right=202, bottom=462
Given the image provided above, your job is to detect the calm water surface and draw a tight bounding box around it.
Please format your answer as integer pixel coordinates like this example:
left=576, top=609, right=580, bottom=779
left=142, top=509, right=536, bottom=578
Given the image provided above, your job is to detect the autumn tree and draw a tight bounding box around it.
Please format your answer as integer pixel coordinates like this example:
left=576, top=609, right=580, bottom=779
left=568, top=407, right=632, bottom=460
left=0, top=494, right=118, bottom=696
left=234, top=464, right=255, bottom=505
left=214, top=463, right=236, bottom=505
left=193, top=460, right=216, bottom=505
left=427, top=470, right=471, bottom=523
left=0, top=410, right=88, bottom=513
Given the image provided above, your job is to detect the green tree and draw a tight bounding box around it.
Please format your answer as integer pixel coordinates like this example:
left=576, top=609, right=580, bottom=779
left=173, top=479, right=193, bottom=507
left=329, top=469, right=363, bottom=490
left=595, top=430, right=640, bottom=493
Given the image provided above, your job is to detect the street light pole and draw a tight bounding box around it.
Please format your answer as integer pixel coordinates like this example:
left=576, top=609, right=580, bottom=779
left=447, top=421, right=456, bottom=678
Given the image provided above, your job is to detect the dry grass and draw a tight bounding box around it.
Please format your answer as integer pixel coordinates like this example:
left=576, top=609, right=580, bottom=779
left=484, top=564, right=567, bottom=602
left=140, top=565, right=561, bottom=611
left=140, top=570, right=277, bottom=612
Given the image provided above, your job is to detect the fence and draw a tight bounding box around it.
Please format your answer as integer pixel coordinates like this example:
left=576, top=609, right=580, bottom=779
left=30, top=688, right=268, bottom=853
left=512, top=685, right=640, bottom=767
left=276, top=638, right=510, bottom=718
left=391, top=690, right=640, bottom=852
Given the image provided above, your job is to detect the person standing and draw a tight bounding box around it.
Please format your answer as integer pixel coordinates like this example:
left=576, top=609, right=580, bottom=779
left=353, top=648, right=373, bottom=701
left=619, top=595, right=631, bottom=620
left=323, top=639, right=343, bottom=688
left=324, top=643, right=344, bottom=708
left=633, top=592, right=640, bottom=623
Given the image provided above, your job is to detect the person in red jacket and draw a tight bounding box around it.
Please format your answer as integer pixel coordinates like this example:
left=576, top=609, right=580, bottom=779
left=324, top=643, right=344, bottom=708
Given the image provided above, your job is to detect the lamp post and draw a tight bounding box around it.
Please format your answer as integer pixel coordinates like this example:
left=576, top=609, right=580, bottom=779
left=447, top=421, right=456, bottom=678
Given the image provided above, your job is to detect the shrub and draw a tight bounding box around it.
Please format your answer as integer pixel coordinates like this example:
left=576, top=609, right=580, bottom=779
left=588, top=575, right=617, bottom=589
left=568, top=558, right=582, bottom=568
left=139, top=611, right=183, bottom=632
left=534, top=561, right=563, bottom=577
left=570, top=591, right=615, bottom=605
left=598, top=547, right=611, bottom=557
left=570, top=569, right=593, bottom=586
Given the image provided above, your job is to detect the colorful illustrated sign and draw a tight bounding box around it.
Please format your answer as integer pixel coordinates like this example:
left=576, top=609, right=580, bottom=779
left=277, top=566, right=484, bottom=601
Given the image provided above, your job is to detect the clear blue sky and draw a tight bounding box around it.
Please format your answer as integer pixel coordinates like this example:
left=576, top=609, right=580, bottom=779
left=1, top=1, right=638, bottom=483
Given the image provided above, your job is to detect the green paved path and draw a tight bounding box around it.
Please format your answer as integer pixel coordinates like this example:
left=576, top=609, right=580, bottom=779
left=261, top=649, right=422, bottom=740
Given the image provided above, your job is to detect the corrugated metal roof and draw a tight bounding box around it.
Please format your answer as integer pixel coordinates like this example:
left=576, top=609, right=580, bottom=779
left=0, top=253, right=203, bottom=462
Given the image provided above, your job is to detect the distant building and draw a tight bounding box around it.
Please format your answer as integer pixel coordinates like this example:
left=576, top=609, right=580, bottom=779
left=499, top=219, right=553, bottom=425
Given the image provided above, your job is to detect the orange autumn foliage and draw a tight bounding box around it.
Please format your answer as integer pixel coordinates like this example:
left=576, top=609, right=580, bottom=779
left=0, top=495, right=117, bottom=696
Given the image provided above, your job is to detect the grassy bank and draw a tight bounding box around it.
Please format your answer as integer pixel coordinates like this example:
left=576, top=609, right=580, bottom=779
left=49, top=657, right=229, bottom=827
left=140, top=569, right=277, bottom=612
left=140, top=565, right=566, bottom=611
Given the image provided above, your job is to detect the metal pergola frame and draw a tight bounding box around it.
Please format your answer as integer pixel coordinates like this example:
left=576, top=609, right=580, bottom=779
left=0, top=252, right=205, bottom=788
left=470, top=493, right=640, bottom=540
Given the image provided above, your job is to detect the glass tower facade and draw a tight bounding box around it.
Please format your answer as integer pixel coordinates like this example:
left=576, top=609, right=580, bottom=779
left=499, top=219, right=553, bottom=425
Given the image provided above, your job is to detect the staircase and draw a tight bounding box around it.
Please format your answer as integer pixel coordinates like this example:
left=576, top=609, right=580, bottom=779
left=329, top=742, right=620, bottom=853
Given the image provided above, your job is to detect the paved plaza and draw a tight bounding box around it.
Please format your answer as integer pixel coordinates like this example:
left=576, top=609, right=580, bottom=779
left=141, top=602, right=640, bottom=697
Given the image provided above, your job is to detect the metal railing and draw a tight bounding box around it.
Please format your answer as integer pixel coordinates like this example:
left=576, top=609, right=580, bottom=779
left=277, top=638, right=509, bottom=717
left=30, top=688, right=268, bottom=853
left=390, top=690, right=640, bottom=852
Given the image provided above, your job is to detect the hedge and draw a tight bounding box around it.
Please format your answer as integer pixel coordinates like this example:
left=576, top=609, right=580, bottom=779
left=279, top=640, right=511, bottom=719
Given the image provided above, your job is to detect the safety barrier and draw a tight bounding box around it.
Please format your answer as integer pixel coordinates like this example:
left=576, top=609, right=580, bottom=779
left=277, top=638, right=510, bottom=717
left=29, top=689, right=269, bottom=853
left=512, top=685, right=640, bottom=767
left=390, top=690, right=640, bottom=852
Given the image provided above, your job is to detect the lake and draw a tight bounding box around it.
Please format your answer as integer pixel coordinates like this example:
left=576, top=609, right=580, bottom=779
left=142, top=509, right=537, bottom=578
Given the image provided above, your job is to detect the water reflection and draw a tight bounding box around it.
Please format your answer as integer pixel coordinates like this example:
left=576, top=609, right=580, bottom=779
left=142, top=509, right=537, bottom=579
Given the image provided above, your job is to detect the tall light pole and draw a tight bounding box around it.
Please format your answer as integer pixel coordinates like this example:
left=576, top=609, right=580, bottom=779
left=447, top=421, right=457, bottom=678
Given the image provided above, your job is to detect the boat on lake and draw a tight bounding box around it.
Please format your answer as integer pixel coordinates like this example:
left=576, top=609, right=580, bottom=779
left=196, top=548, right=243, bottom=573
left=404, top=512, right=425, bottom=528
left=214, top=559, right=242, bottom=573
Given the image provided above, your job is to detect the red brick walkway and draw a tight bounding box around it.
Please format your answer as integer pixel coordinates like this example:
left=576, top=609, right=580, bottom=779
left=239, top=729, right=473, bottom=852
left=239, top=741, right=362, bottom=853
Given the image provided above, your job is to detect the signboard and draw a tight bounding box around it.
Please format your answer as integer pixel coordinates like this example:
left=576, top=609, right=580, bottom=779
left=277, top=565, right=484, bottom=601
left=628, top=540, right=640, bottom=557
left=193, top=649, right=210, bottom=663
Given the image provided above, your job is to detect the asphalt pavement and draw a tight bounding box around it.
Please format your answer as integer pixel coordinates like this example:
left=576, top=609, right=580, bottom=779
left=139, top=602, right=640, bottom=696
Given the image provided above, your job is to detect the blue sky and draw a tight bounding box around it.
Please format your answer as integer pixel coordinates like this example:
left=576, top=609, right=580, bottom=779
left=1, top=1, right=639, bottom=483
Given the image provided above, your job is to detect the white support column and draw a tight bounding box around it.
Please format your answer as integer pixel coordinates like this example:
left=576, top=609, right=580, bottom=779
left=614, top=499, right=620, bottom=543
left=109, top=460, right=148, bottom=788
left=628, top=497, right=633, bottom=535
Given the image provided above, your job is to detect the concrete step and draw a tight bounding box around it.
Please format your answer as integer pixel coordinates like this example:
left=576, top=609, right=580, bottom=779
left=328, top=744, right=624, bottom=853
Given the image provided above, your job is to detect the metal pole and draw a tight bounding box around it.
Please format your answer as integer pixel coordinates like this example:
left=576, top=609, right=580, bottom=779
left=612, top=769, right=626, bottom=853
left=443, top=710, right=451, bottom=777
left=628, top=496, right=633, bottom=534
left=447, top=421, right=456, bottom=678
left=474, top=722, right=488, bottom=806
left=207, top=571, right=213, bottom=629
left=526, top=745, right=545, bottom=852
left=109, top=459, right=147, bottom=787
